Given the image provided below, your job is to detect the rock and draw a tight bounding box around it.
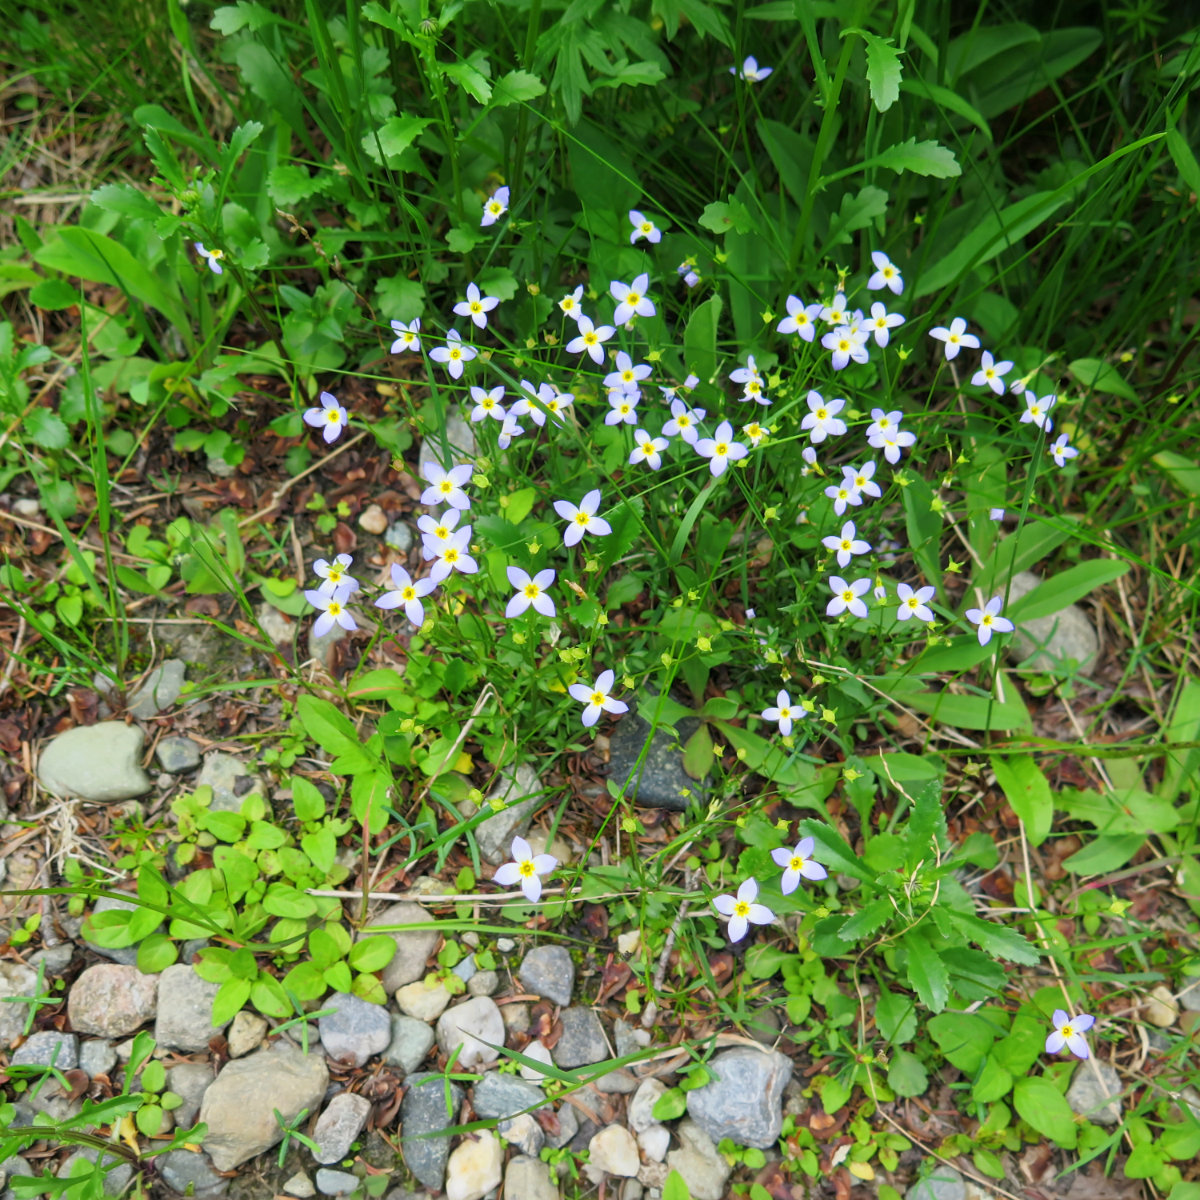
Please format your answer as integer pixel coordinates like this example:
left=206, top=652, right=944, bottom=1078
left=359, top=504, right=388, bottom=535
left=313, top=1092, right=372, bottom=1164
left=68, top=964, right=158, bottom=1037
left=444, top=1131, right=502, bottom=1200
left=496, top=937, right=516, bottom=953
left=27, top=1077, right=81, bottom=1122
left=499, top=1112, right=544, bottom=1156
left=384, top=1014, right=435, bottom=1074
left=28, top=943, right=74, bottom=976
left=504, top=1155, right=559, bottom=1200
left=128, top=659, right=187, bottom=717
left=78, top=1039, right=117, bottom=1079
left=588, top=1126, right=639, bottom=1177
left=384, top=523, right=414, bottom=553
left=476, top=763, right=545, bottom=865
left=319, top=993, right=392, bottom=1067
left=37, top=722, right=151, bottom=802
left=622, top=1181, right=643, bottom=1200
left=419, top=413, right=478, bottom=481
left=435, top=997, right=505, bottom=1069
left=593, top=1069, right=638, bottom=1094
left=168, top=1062, right=215, bottom=1126
left=315, top=1169, right=362, bottom=1197
left=666, top=1120, right=731, bottom=1200
left=639, top=1126, right=670, bottom=1162
left=686, top=1047, right=792, bottom=1149
left=198, top=1039, right=329, bottom=1171
left=365, top=902, right=440, bottom=993
left=452, top=954, right=478, bottom=985
left=226, top=1010, right=268, bottom=1057
left=396, top=978, right=453, bottom=1022
left=1066, top=1061, right=1123, bottom=1126
left=81, top=895, right=162, bottom=966
left=613, top=1019, right=649, bottom=1059
left=547, top=1102, right=579, bottom=1150
left=518, top=1039, right=554, bottom=1081
left=617, top=931, right=641, bottom=956
left=195, top=752, right=253, bottom=813
left=518, top=946, right=574, bottom=1007
left=401, top=1072, right=463, bottom=1190
left=283, top=1171, right=317, bottom=1198
left=1143, top=985, right=1179, bottom=1027
left=56, top=1146, right=133, bottom=1197
left=501, top=1002, right=531, bottom=1035
left=1004, top=571, right=1099, bottom=671
left=605, top=694, right=702, bottom=811
left=629, top=1079, right=667, bottom=1133
left=906, top=1167, right=967, bottom=1200
left=471, top=1071, right=545, bottom=1118
left=155, top=964, right=229, bottom=1051
left=552, top=1007, right=607, bottom=1068
left=156, top=736, right=202, bottom=774
left=467, top=970, right=499, bottom=997
left=12, top=1032, right=77, bottom=1069
left=1180, top=979, right=1200, bottom=1013
left=256, top=601, right=295, bottom=646
left=157, top=1149, right=228, bottom=1197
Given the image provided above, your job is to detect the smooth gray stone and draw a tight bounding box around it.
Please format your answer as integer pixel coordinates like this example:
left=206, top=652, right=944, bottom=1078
left=1005, top=570, right=1099, bottom=671
left=1066, top=1060, right=1123, bottom=1125
left=156, top=736, right=202, bottom=773
left=315, top=1169, right=362, bottom=1197
left=37, top=722, right=151, bottom=802
left=475, top=763, right=545, bottom=865
left=195, top=752, right=254, bottom=813
left=552, top=1007, right=608, bottom=1069
left=605, top=696, right=702, bottom=811
left=518, top=945, right=574, bottom=1007
left=318, top=993, right=391, bottom=1067
left=400, top=1073, right=463, bottom=1191
left=471, top=1072, right=545, bottom=1119
left=685, top=1047, right=792, bottom=1149
left=11, top=1032, right=78, bottom=1069
left=384, top=1015, right=435, bottom=1074
left=157, top=1149, right=229, bottom=1197
left=128, top=659, right=186, bottom=717
left=384, top=523, right=414, bottom=553
left=364, top=902, right=438, bottom=994
left=313, top=1092, right=372, bottom=1164
left=78, top=1040, right=118, bottom=1079
left=154, top=965, right=228, bottom=1051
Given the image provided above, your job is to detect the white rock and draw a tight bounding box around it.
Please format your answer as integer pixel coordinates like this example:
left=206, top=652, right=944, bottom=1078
left=587, top=1126, right=639, bottom=1177
left=226, top=1010, right=268, bottom=1057
left=1143, top=985, right=1179, bottom=1027
left=435, top=997, right=505, bottom=1069
left=504, top=1156, right=559, bottom=1200
left=396, top=979, right=453, bottom=1022
left=666, top=1119, right=732, bottom=1200
left=628, top=1078, right=666, bottom=1133
left=638, top=1125, right=670, bottom=1162
left=617, top=930, right=641, bottom=956
left=444, top=1131, right=503, bottom=1200
left=519, top=1039, right=554, bottom=1081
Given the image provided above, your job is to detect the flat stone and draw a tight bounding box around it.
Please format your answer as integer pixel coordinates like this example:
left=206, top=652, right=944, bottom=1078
left=28, top=943, right=74, bottom=976
left=157, top=1149, right=228, bottom=1197
left=155, top=964, right=229, bottom=1051
left=68, top=964, right=158, bottom=1037
left=552, top=1007, right=607, bottom=1069
left=444, top=1130, right=502, bottom=1200
left=613, top=1018, right=650, bottom=1059
left=256, top=601, right=295, bottom=646
left=319, top=993, right=392, bottom=1067
left=199, top=1039, right=329, bottom=1171
left=226, top=1009, right=268, bottom=1057
left=476, top=763, right=545, bottom=865
left=401, top=1072, right=463, bottom=1190
left=593, top=1068, right=638, bottom=1094
left=471, top=1071, right=545, bottom=1119
left=1180, top=979, right=1200, bottom=1013
left=686, top=1047, right=792, bottom=1149
left=435, top=997, right=505, bottom=1069
left=396, top=978, right=453, bottom=1022
left=168, top=1062, right=215, bottom=1127
left=518, top=945, right=574, bottom=1007
left=315, top=1169, right=362, bottom=1197
left=156, top=736, right=202, bottom=774
left=501, top=1002, right=530, bottom=1035
left=666, top=1120, right=731, bottom=1200
left=384, top=1014, right=435, bottom=1074
left=195, top=752, right=253, bottom=813
left=128, top=659, right=187, bottom=717
left=313, top=1092, right=372, bottom=1164
left=81, top=895, right=162, bottom=966
left=12, top=1032, right=78, bottom=1069
left=588, top=1126, right=639, bottom=1177
left=283, top=1171, right=317, bottom=1198
left=1005, top=571, right=1099, bottom=671
left=467, top=970, right=498, bottom=997
left=605, top=694, right=702, bottom=811
left=384, top=523, right=414, bottom=553
left=907, top=1167, right=967, bottom=1200
left=365, top=902, right=440, bottom=993
left=78, top=1040, right=117, bottom=1079
left=1066, top=1060, right=1123, bottom=1126
left=37, top=722, right=151, bottom=802
left=503, top=1156, right=559, bottom=1200
left=359, top=504, right=388, bottom=535
left=547, top=1102, right=579, bottom=1150
left=1143, top=985, right=1179, bottom=1027
left=498, top=1112, right=544, bottom=1156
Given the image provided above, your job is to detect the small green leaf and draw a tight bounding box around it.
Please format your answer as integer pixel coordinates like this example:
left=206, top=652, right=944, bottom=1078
left=251, top=973, right=292, bottom=1018
left=859, top=31, right=902, bottom=112
left=1013, top=1076, right=1077, bottom=1147
left=26, top=409, right=70, bottom=450
left=903, top=931, right=949, bottom=1012
left=491, top=70, right=545, bottom=107
left=136, top=934, right=179, bottom=974
left=291, top=776, right=326, bottom=823
left=362, top=116, right=433, bottom=168
left=652, top=1087, right=687, bottom=1121
left=862, top=137, right=960, bottom=179
left=262, top=883, right=318, bottom=919
left=349, top=935, right=398, bottom=973
left=991, top=755, right=1052, bottom=846
left=211, top=977, right=252, bottom=1027
left=681, top=725, right=713, bottom=781
left=887, top=1050, right=928, bottom=1097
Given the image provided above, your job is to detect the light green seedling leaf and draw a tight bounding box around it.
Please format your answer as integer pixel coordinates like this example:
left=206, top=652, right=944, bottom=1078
left=1067, top=357, right=1136, bottom=401
left=683, top=294, right=723, bottom=384
left=491, top=70, right=545, bottom=107
left=857, top=137, right=960, bottom=179
left=991, top=755, right=1052, bottom=845
left=857, top=31, right=902, bottom=112
left=887, top=1050, right=928, bottom=1097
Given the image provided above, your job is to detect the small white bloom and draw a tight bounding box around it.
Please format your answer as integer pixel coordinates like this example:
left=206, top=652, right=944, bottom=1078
left=314, top=554, right=360, bottom=596
left=375, top=565, right=436, bottom=628
left=565, top=315, right=615, bottom=365
left=420, top=462, right=473, bottom=510
left=729, top=57, right=773, bottom=83
left=553, top=490, right=612, bottom=547
left=610, top=273, right=656, bottom=326
left=389, top=318, right=421, bottom=354
left=1050, top=432, right=1078, bottom=468
left=929, top=316, right=980, bottom=361
left=712, top=879, right=774, bottom=943
left=303, top=392, right=349, bottom=443
left=194, top=243, right=226, bottom=274
left=493, top=835, right=557, bottom=903
left=761, top=689, right=802, bottom=736
left=867, top=251, right=904, bottom=294
left=604, top=351, right=652, bottom=393
left=629, top=210, right=661, bottom=244
left=429, top=526, right=478, bottom=583
left=896, top=582, right=936, bottom=623
left=480, top=185, right=509, bottom=228
left=1020, top=391, right=1057, bottom=431
left=867, top=301, right=905, bottom=347
left=694, top=420, right=748, bottom=478
left=429, top=330, right=477, bottom=380
left=801, top=391, right=847, bottom=443
left=568, top=668, right=629, bottom=728
left=822, top=521, right=871, bottom=568
left=469, top=385, right=507, bottom=423
left=558, top=285, right=585, bottom=322
left=453, top=282, right=500, bottom=330
left=505, top=566, right=556, bottom=619
left=972, top=351, right=1014, bottom=395
left=826, top=576, right=871, bottom=619
left=771, top=838, right=827, bottom=893
left=965, top=595, right=1014, bottom=646
left=663, top=398, right=705, bottom=445
left=630, top=429, right=668, bottom=469
left=777, top=295, right=822, bottom=342
left=304, top=585, right=357, bottom=637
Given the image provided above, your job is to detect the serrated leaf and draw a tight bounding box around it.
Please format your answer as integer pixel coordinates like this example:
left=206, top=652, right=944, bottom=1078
left=837, top=898, right=893, bottom=942
left=698, top=199, right=756, bottom=235
left=865, top=138, right=960, bottom=179
left=26, top=409, right=69, bottom=450
left=824, top=185, right=889, bottom=249
left=443, top=58, right=493, bottom=104
left=859, top=31, right=902, bottom=112
left=903, top=931, right=949, bottom=1012
left=945, top=911, right=1040, bottom=965
left=491, top=70, right=546, bottom=107
left=362, top=116, right=433, bottom=168
left=267, top=165, right=326, bottom=206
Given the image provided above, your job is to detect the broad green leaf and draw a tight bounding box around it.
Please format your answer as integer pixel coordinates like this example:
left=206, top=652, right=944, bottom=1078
left=291, top=776, right=327, bottom=822
left=662, top=1169, right=691, bottom=1200
left=991, top=755, right=1053, bottom=845
left=887, top=1050, right=928, bottom=1097
left=859, top=31, right=902, bottom=112
left=972, top=1055, right=1013, bottom=1104
left=349, top=935, right=397, bottom=973
left=744, top=943, right=791, bottom=980
left=757, top=119, right=812, bottom=208
left=928, top=1011, right=997, bottom=1074
left=1167, top=118, right=1200, bottom=197
left=817, top=1074, right=852, bottom=1114
left=1152, top=450, right=1200, bottom=499
left=901, top=474, right=943, bottom=590
left=875, top=989, right=918, bottom=1044
left=837, top=898, right=893, bottom=942
left=1008, top=558, right=1129, bottom=622
left=903, top=931, right=949, bottom=1012
left=442, top=57, right=492, bottom=104
left=363, top=116, right=433, bottom=168
left=282, top=960, right=326, bottom=1001
left=302, top=825, right=337, bottom=875
left=652, top=1087, right=687, bottom=1121
left=682, top=724, right=713, bottom=781
left=1062, top=834, right=1144, bottom=875
left=1067, top=358, right=1137, bottom=401
left=904, top=688, right=1030, bottom=733
left=490, top=70, right=546, bottom=107
left=136, top=934, right=178, bottom=974
left=856, top=137, right=960, bottom=180
left=824, top=185, right=889, bottom=250
left=267, top=165, right=326, bottom=206
left=262, top=883, right=318, bottom=919
left=297, top=694, right=360, bottom=756
left=211, top=977, right=252, bottom=1027
left=798, top=818, right=872, bottom=882
left=1161, top=679, right=1200, bottom=804
left=1013, top=1076, right=1077, bottom=1147
left=251, top=973, right=291, bottom=1018
left=683, top=294, right=723, bottom=384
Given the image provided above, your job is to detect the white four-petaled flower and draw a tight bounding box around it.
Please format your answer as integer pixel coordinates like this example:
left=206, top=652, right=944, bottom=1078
left=630, top=429, right=669, bottom=469
left=629, top=210, right=661, bottom=244
left=469, top=385, right=507, bottom=423
left=390, top=318, right=421, bottom=354
left=195, top=243, right=225, bottom=274
left=777, top=295, right=822, bottom=342
left=771, top=837, right=828, bottom=894
left=730, top=57, right=773, bottom=83
left=965, top=595, right=1014, bottom=645
left=553, top=489, right=612, bottom=547
left=314, top=554, right=360, bottom=596
left=493, top=835, right=557, bottom=903
left=429, top=527, right=478, bottom=583
left=505, top=566, right=557, bottom=618
left=1020, top=391, right=1057, bottom=431
left=896, top=583, right=936, bottom=623
left=569, top=668, right=629, bottom=727
left=1045, top=1010, right=1094, bottom=1059
left=801, top=391, right=847, bottom=443
left=1051, top=432, right=1078, bottom=467
left=565, top=314, right=616, bottom=364
left=929, top=317, right=980, bottom=361
left=375, top=565, right=436, bottom=628
left=972, top=351, right=1013, bottom=395
left=453, top=282, right=500, bottom=330
left=480, top=185, right=509, bottom=227
left=663, top=399, right=706, bottom=445
left=822, top=521, right=871, bottom=568
left=420, top=462, right=473, bottom=510
left=304, top=586, right=358, bottom=636
left=429, top=330, right=477, bottom=379
left=610, top=273, right=656, bottom=326
left=713, top=879, right=774, bottom=942
left=867, top=251, right=904, bottom=294
left=761, top=689, right=802, bottom=736
left=826, top=576, right=871, bottom=618
left=694, top=421, right=747, bottom=477
left=303, top=392, right=349, bottom=443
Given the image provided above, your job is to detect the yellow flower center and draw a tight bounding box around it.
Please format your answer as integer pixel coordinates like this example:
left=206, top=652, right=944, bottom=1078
left=470, top=301, right=482, bottom=313
left=840, top=540, right=851, bottom=552
left=328, top=602, right=342, bottom=616
left=789, top=856, right=804, bottom=871
left=907, top=597, right=919, bottom=610
left=209, top=248, right=224, bottom=260
left=841, top=589, right=854, bottom=602
left=627, top=292, right=641, bottom=305
left=402, top=587, right=416, bottom=601
left=981, top=613, right=994, bottom=626
left=518, top=860, right=536, bottom=878
left=488, top=202, right=502, bottom=214
left=523, top=584, right=539, bottom=599
left=678, top=416, right=690, bottom=427
left=575, top=513, right=589, bottom=526
left=439, top=481, right=453, bottom=493
left=449, top=347, right=462, bottom=359
left=444, top=549, right=460, bottom=564
left=434, top=525, right=448, bottom=539
left=326, top=410, right=340, bottom=424
left=838, top=339, right=850, bottom=352
left=714, top=443, right=728, bottom=456
left=816, top=407, right=828, bottom=420
left=640, top=223, right=652, bottom=233
left=884, top=267, right=895, bottom=278
left=327, top=567, right=343, bottom=582
left=590, top=691, right=606, bottom=705
left=779, top=708, right=790, bottom=720
left=734, top=901, right=750, bottom=918
left=1061, top=1023, right=1075, bottom=1037
left=584, top=332, right=597, bottom=345
left=949, top=333, right=960, bottom=344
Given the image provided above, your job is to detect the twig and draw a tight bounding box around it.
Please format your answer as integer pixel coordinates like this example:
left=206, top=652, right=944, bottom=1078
left=238, top=430, right=370, bottom=529
left=0, top=615, right=26, bottom=699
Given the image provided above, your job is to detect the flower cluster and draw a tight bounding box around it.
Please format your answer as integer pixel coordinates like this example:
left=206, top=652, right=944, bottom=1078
left=713, top=836, right=827, bottom=942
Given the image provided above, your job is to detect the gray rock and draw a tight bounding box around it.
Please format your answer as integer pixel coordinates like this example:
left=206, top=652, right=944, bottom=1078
left=155, top=964, right=229, bottom=1051
left=11, top=1032, right=78, bottom=1069
left=37, top=722, right=151, bottom=802
left=518, top=1039, right=554, bottom=1081
left=444, top=1130, right=502, bottom=1200
left=605, top=693, right=702, bottom=811
left=226, top=1009, right=268, bottom=1057
left=452, top=954, right=478, bottom=985
left=68, top=963, right=158, bottom=1037
left=1005, top=570, right=1099, bottom=671
left=613, top=1018, right=649, bottom=1059
left=384, top=1014, right=435, bottom=1074
left=552, top=1007, right=607, bottom=1069
left=26, top=1077, right=81, bottom=1122
left=78, top=1040, right=117, bottom=1079
left=28, top=943, right=74, bottom=975
left=518, top=946, right=574, bottom=1007
left=501, top=1002, right=530, bottom=1036
left=81, top=896, right=162, bottom=966
left=283, top=1171, right=317, bottom=1198
left=435, top=997, right=506, bottom=1069
left=319, top=993, right=392, bottom=1067
left=196, top=752, right=254, bottom=813
left=593, top=1068, right=639, bottom=1094
left=56, top=1147, right=133, bottom=1198
left=315, top=1169, right=362, bottom=1197
left=128, top=659, right=187, bottom=717
left=156, top=736, right=202, bottom=774
left=666, top=1120, right=732, bottom=1200
left=313, top=1092, right=372, bottom=1164
left=467, top=970, right=498, bottom=997
left=686, top=1047, right=792, bottom=1149
left=546, top=1102, right=579, bottom=1150
left=157, top=1149, right=229, bottom=1197
left=1066, top=1060, right=1123, bottom=1126
left=401, top=1072, right=463, bottom=1190
left=364, top=902, right=439, bottom=993
left=476, top=763, right=545, bottom=865
left=471, top=1071, right=545, bottom=1119
left=0, top=963, right=40, bottom=1047
left=504, top=1156, right=559, bottom=1200
left=906, top=1167, right=967, bottom=1200
left=419, top=412, right=477, bottom=480
left=499, top=1112, right=544, bottom=1156
left=257, top=601, right=295, bottom=646
left=168, top=1062, right=215, bottom=1127
left=384, top=523, right=414, bottom=553
left=628, top=1079, right=667, bottom=1133
left=199, top=1039, right=330, bottom=1171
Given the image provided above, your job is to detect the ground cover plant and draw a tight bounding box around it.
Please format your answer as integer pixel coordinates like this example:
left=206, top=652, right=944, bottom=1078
left=2, top=1, right=1200, bottom=1199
